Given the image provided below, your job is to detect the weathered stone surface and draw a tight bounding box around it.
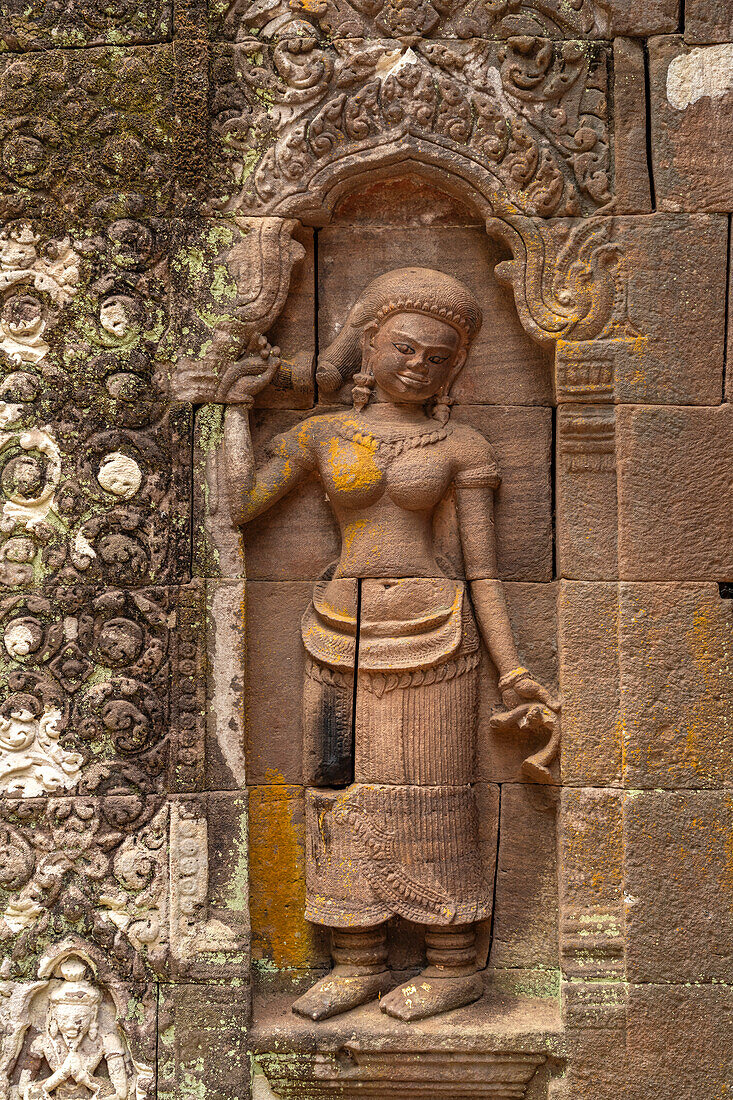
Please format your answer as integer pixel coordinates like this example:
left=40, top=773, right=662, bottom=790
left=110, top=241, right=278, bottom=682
left=245, top=581, right=309, bottom=786
left=685, top=1, right=733, bottom=43
left=0, top=47, right=198, bottom=222
left=559, top=582, right=621, bottom=786
left=617, top=405, right=733, bottom=580
left=0, top=581, right=206, bottom=794
left=241, top=406, right=552, bottom=582
left=210, top=0, right=676, bottom=40
left=0, top=950, right=157, bottom=1099
left=248, top=784, right=330, bottom=974
left=626, top=983, right=733, bottom=1100
left=613, top=38, right=653, bottom=214
left=0, top=0, right=172, bottom=50
left=489, top=783, right=559, bottom=971
left=556, top=403, right=618, bottom=581
left=649, top=36, right=733, bottom=212
left=558, top=788, right=624, bottom=981
left=613, top=214, right=727, bottom=405
left=171, top=219, right=314, bottom=408
left=158, top=983, right=251, bottom=1100
left=205, top=578, right=247, bottom=790
left=624, top=790, right=733, bottom=983
left=620, top=583, right=733, bottom=788
left=318, top=226, right=553, bottom=407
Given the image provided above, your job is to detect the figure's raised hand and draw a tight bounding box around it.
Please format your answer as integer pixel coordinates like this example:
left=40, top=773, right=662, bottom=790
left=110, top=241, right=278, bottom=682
left=215, top=333, right=281, bottom=405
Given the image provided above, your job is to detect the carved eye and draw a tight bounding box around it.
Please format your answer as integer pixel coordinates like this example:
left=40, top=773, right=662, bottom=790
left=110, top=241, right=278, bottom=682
left=429, top=355, right=449, bottom=364
left=393, top=343, right=414, bottom=355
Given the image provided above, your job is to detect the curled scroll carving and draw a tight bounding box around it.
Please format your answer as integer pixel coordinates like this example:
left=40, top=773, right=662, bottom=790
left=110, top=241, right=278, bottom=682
left=171, top=216, right=305, bottom=403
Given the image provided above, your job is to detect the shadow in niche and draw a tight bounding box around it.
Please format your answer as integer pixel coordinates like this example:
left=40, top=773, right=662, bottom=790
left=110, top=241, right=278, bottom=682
left=247, top=174, right=561, bottom=1098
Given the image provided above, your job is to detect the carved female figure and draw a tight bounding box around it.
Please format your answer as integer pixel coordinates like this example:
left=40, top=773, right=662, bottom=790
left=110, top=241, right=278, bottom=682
left=224, top=267, right=559, bottom=1022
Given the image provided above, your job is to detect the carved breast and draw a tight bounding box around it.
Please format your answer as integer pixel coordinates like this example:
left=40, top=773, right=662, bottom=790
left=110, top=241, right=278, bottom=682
left=320, top=436, right=453, bottom=514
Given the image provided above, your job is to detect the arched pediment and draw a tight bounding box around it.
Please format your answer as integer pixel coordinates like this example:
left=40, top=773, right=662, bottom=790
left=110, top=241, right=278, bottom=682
left=211, top=35, right=612, bottom=220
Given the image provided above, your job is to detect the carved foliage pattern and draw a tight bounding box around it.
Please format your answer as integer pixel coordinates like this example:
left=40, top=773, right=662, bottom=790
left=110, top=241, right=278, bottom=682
left=211, top=35, right=610, bottom=218
left=0, top=218, right=190, bottom=589
left=0, top=46, right=182, bottom=221
left=215, top=0, right=606, bottom=40
left=0, top=0, right=171, bottom=51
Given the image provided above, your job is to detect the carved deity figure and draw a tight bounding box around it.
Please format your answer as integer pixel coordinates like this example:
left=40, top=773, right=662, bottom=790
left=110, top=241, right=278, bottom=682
left=224, top=267, right=559, bottom=1022
left=18, top=958, right=129, bottom=1099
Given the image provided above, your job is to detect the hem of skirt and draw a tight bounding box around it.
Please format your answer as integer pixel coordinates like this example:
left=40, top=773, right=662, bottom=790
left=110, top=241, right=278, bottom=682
left=305, top=899, right=492, bottom=928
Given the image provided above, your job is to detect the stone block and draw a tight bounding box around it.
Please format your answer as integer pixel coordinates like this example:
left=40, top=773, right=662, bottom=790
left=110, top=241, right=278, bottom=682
left=318, top=226, right=553, bottom=407
left=613, top=39, right=653, bottom=214
left=620, top=583, right=733, bottom=788
left=211, top=39, right=611, bottom=218
left=158, top=983, right=251, bottom=1100
left=240, top=405, right=551, bottom=582
left=248, top=784, right=330, bottom=974
left=685, top=0, right=733, bottom=44
left=559, top=788, right=625, bottom=981
left=556, top=404, right=618, bottom=580
left=169, top=792, right=250, bottom=982
left=171, top=220, right=315, bottom=409
left=0, top=0, right=171, bottom=48
left=617, top=405, right=733, bottom=580
left=650, top=36, right=733, bottom=212
left=206, top=579, right=247, bottom=790
left=0, top=581, right=206, bottom=795
left=245, top=581, right=311, bottom=786
left=489, top=783, right=559, bottom=970
left=243, top=411, right=341, bottom=582
left=624, top=790, right=733, bottom=984
left=598, top=0, right=679, bottom=35
left=626, top=983, right=733, bottom=1099
left=613, top=215, right=728, bottom=405
left=559, top=582, right=621, bottom=786
left=477, top=581, right=559, bottom=784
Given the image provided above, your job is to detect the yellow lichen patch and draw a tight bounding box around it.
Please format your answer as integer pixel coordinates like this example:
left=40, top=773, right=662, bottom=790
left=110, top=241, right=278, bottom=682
left=248, top=778, right=319, bottom=969
left=683, top=597, right=733, bottom=784
left=326, top=437, right=381, bottom=494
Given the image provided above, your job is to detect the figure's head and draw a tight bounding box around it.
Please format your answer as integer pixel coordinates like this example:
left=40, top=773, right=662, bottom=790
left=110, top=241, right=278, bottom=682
left=317, top=267, right=482, bottom=418
left=48, top=958, right=101, bottom=1045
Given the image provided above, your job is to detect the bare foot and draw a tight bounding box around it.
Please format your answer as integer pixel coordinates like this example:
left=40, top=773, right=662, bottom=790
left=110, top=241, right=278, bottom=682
left=292, top=968, right=392, bottom=1021
left=380, top=971, right=483, bottom=1021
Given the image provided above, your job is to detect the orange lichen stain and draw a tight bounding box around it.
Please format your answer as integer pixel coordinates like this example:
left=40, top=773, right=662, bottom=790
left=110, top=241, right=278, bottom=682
left=327, top=437, right=381, bottom=494
left=683, top=599, right=732, bottom=784
left=248, top=776, right=318, bottom=969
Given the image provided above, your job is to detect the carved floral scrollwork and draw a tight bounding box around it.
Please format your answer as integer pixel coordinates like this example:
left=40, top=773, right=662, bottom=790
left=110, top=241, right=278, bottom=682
left=211, top=34, right=610, bottom=219
left=0, top=583, right=204, bottom=792
left=217, top=0, right=604, bottom=40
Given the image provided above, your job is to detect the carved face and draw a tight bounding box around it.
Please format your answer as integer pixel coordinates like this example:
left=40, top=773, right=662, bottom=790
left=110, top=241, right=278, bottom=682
left=53, top=1003, right=93, bottom=1043
left=366, top=312, right=464, bottom=403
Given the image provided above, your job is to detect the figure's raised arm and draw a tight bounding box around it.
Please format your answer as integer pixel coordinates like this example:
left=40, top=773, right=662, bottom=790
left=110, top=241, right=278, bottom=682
left=217, top=334, right=314, bottom=527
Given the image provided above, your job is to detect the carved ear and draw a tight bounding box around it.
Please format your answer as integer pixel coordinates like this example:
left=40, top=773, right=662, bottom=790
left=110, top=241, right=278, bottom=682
left=49, top=1019, right=59, bottom=1038
left=89, top=1021, right=99, bottom=1041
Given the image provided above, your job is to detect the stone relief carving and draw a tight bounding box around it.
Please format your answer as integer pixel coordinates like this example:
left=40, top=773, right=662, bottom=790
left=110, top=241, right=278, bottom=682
left=0, top=943, right=154, bottom=1100
left=216, top=0, right=610, bottom=43
left=223, top=265, right=561, bottom=1022
left=211, top=35, right=610, bottom=218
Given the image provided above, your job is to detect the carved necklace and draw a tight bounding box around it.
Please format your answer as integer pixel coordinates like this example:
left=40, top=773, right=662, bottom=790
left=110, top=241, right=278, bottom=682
left=335, top=416, right=451, bottom=459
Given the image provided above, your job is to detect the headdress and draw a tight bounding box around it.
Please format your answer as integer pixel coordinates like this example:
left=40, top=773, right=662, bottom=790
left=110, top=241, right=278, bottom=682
left=317, top=267, right=483, bottom=393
